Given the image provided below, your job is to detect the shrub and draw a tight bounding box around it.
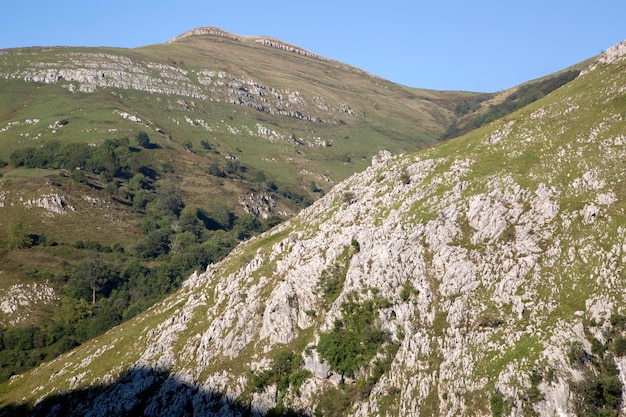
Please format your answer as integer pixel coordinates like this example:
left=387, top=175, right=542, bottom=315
left=568, top=341, right=588, bottom=368
left=342, top=191, right=357, bottom=205
left=136, top=131, right=151, bottom=148
left=316, top=298, right=391, bottom=380
left=613, top=336, right=626, bottom=357
left=490, top=391, right=505, bottom=417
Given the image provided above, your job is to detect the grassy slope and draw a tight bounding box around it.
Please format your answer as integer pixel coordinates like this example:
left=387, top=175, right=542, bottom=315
left=0, top=41, right=620, bottom=412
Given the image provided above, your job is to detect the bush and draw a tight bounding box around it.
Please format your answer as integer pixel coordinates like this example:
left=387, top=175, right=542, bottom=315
left=613, top=336, right=626, bottom=356
left=7, top=223, right=33, bottom=249
left=490, top=391, right=505, bottom=417
left=249, top=349, right=309, bottom=403
left=317, top=298, right=390, bottom=380
left=568, top=341, right=588, bottom=368
left=610, top=313, right=626, bottom=329
left=136, top=131, right=151, bottom=148
left=342, top=191, right=356, bottom=205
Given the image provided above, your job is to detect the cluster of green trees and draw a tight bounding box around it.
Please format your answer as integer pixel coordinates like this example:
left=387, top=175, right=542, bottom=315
left=10, top=136, right=154, bottom=182
left=0, top=133, right=288, bottom=382
left=0, top=200, right=282, bottom=382
left=442, top=70, right=580, bottom=141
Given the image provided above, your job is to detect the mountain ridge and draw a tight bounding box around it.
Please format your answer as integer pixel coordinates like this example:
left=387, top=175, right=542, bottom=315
left=166, top=26, right=331, bottom=63
left=1, top=39, right=625, bottom=416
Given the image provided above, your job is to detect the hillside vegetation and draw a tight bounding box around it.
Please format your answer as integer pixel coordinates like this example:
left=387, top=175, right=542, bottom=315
left=441, top=69, right=582, bottom=140
left=0, top=27, right=478, bottom=380
left=1, top=36, right=624, bottom=416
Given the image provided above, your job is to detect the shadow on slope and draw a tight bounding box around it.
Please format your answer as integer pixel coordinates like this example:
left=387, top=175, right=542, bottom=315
left=0, top=366, right=306, bottom=417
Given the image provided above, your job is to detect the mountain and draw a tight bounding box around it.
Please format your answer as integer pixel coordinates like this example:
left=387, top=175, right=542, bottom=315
left=1, top=38, right=625, bottom=416
left=0, top=27, right=474, bottom=359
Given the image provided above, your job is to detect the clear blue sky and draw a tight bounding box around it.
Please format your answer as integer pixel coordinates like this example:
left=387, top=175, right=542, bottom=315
left=1, top=1, right=624, bottom=92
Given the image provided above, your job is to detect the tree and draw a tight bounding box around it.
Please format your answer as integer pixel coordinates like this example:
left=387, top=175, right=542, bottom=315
left=75, top=257, right=110, bottom=304
left=59, top=296, right=93, bottom=325
left=211, top=204, right=234, bottom=230
left=7, top=223, right=33, bottom=249
left=136, top=131, right=151, bottom=148
left=178, top=206, right=207, bottom=237
left=136, top=229, right=171, bottom=259
left=157, top=182, right=185, bottom=217
left=316, top=299, right=389, bottom=380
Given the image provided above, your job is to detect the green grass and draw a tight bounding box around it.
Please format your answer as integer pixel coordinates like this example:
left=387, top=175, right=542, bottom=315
left=1, top=168, right=64, bottom=178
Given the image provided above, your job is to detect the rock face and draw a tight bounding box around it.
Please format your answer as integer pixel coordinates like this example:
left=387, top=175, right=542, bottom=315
left=0, top=35, right=351, bottom=126
left=2, top=43, right=626, bottom=417
left=0, top=282, right=58, bottom=326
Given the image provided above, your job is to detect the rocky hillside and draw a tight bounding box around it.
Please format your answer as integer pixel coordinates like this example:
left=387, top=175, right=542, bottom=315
left=1, top=40, right=626, bottom=417
left=0, top=28, right=472, bottom=342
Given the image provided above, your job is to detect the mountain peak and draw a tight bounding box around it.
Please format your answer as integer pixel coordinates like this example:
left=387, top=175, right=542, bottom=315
left=598, top=39, right=626, bottom=64
left=166, top=26, right=241, bottom=43
left=166, top=26, right=330, bottom=62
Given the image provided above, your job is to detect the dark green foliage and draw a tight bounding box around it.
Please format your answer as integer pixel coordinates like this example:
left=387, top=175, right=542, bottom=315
left=568, top=341, right=588, bottom=368
left=313, top=293, right=398, bottom=416
left=0, top=138, right=288, bottom=383
left=612, top=336, right=626, bottom=357
left=317, top=248, right=351, bottom=303
left=9, top=138, right=152, bottom=182
left=490, top=390, right=505, bottom=417
left=568, top=329, right=624, bottom=417
left=75, top=256, right=114, bottom=304
left=591, top=338, right=608, bottom=357
left=206, top=162, right=225, bottom=177
left=0, top=204, right=281, bottom=383
left=314, top=382, right=373, bottom=417
left=249, top=350, right=310, bottom=406
left=442, top=70, right=580, bottom=141
left=136, top=229, right=171, bottom=258
left=399, top=283, right=418, bottom=302
left=454, top=99, right=472, bottom=115
left=136, top=131, right=151, bottom=148
left=316, top=298, right=391, bottom=380
left=279, top=187, right=312, bottom=208
left=309, top=181, right=322, bottom=193
left=156, top=182, right=185, bottom=217
left=572, top=369, right=622, bottom=417
left=314, top=386, right=356, bottom=417
left=609, top=313, right=626, bottom=329
left=528, top=369, right=545, bottom=402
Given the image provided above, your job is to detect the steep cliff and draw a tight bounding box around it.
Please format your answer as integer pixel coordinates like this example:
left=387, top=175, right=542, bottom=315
left=1, top=41, right=626, bottom=417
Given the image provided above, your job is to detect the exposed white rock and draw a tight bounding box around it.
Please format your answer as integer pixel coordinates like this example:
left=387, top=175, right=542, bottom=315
left=23, top=193, right=74, bottom=214
left=0, top=282, right=59, bottom=326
